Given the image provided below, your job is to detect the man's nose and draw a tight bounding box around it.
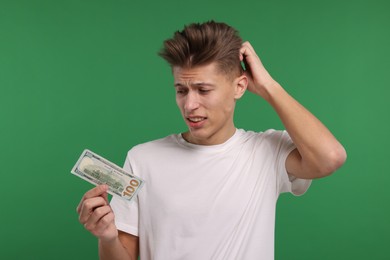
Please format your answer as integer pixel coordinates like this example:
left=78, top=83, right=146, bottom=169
left=184, top=91, right=200, bottom=111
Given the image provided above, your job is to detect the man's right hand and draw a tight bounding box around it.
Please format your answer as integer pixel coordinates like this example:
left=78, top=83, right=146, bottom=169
left=77, top=185, right=118, bottom=242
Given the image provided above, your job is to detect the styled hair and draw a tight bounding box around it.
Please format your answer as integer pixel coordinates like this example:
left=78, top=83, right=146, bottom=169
left=159, top=21, right=243, bottom=78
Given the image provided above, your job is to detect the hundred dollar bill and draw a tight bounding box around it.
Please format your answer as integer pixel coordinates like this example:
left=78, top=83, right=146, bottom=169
left=71, top=149, right=144, bottom=202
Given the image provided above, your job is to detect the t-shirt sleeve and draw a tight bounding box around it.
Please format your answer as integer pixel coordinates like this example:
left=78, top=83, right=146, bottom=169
left=275, top=130, right=312, bottom=196
left=110, top=153, right=139, bottom=236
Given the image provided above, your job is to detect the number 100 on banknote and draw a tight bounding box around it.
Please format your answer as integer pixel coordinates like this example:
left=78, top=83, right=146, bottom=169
left=71, top=149, right=144, bottom=202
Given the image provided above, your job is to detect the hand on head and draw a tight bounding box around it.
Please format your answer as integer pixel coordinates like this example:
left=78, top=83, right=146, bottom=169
left=239, top=41, right=277, bottom=99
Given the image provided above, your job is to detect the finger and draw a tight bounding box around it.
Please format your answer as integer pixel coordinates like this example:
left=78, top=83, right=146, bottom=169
left=239, top=44, right=249, bottom=57
left=240, top=41, right=252, bottom=52
left=101, top=191, right=109, bottom=205
left=79, top=196, right=108, bottom=223
left=83, top=205, right=112, bottom=231
left=239, top=45, right=254, bottom=64
left=240, top=42, right=259, bottom=62
left=87, top=205, right=112, bottom=228
left=241, top=41, right=255, bottom=53
left=245, top=41, right=256, bottom=53
left=76, top=185, right=108, bottom=214
left=84, top=185, right=109, bottom=200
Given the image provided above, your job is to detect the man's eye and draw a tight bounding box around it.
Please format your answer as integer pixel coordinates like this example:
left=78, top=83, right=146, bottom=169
left=176, top=89, right=187, bottom=94
left=199, top=89, right=210, bottom=94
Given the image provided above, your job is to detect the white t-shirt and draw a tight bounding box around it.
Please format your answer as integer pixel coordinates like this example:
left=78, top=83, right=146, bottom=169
left=110, top=129, right=311, bottom=260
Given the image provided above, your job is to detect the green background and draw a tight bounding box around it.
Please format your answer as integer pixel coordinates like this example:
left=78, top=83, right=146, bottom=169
left=1, top=0, right=389, bottom=259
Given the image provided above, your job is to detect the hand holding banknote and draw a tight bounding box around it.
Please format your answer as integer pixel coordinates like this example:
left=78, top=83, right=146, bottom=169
left=72, top=149, right=144, bottom=244
left=77, top=185, right=140, bottom=259
left=77, top=184, right=118, bottom=242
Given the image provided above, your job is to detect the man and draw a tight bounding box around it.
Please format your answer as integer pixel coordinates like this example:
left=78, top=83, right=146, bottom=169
left=77, top=21, right=346, bottom=260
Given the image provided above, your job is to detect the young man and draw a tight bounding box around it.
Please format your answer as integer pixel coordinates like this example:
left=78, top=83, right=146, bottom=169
left=77, top=21, right=346, bottom=260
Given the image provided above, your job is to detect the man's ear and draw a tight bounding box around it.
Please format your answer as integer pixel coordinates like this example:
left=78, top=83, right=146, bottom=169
left=234, top=75, right=248, bottom=99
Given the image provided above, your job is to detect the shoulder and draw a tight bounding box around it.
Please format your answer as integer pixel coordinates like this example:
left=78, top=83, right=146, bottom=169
left=237, top=129, right=294, bottom=155
left=262, top=129, right=291, bottom=143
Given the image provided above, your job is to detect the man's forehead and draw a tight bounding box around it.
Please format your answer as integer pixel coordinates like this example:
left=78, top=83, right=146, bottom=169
left=172, top=63, right=224, bottom=85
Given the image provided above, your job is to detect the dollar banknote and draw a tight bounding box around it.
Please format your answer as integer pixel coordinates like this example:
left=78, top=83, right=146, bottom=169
left=71, top=149, right=144, bottom=202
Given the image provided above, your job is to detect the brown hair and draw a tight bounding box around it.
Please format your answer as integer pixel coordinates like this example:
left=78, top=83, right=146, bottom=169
left=159, top=20, right=243, bottom=78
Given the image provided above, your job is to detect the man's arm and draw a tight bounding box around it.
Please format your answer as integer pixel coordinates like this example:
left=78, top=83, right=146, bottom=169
left=77, top=185, right=139, bottom=260
left=99, top=231, right=139, bottom=260
left=240, top=42, right=347, bottom=179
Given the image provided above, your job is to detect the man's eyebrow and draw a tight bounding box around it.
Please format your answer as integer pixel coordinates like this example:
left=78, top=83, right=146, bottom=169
left=174, top=83, right=185, bottom=88
left=174, top=82, right=215, bottom=88
left=193, top=82, right=215, bottom=87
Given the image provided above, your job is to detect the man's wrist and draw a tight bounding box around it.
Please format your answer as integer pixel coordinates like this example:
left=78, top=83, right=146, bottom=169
left=257, top=80, right=281, bottom=102
left=99, top=234, right=120, bottom=246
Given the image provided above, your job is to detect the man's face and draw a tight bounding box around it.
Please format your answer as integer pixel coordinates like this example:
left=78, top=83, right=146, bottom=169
left=173, top=62, right=246, bottom=145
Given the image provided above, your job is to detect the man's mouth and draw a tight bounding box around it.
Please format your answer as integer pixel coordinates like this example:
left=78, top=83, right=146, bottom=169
left=186, top=116, right=207, bottom=128
left=187, top=117, right=207, bottom=123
